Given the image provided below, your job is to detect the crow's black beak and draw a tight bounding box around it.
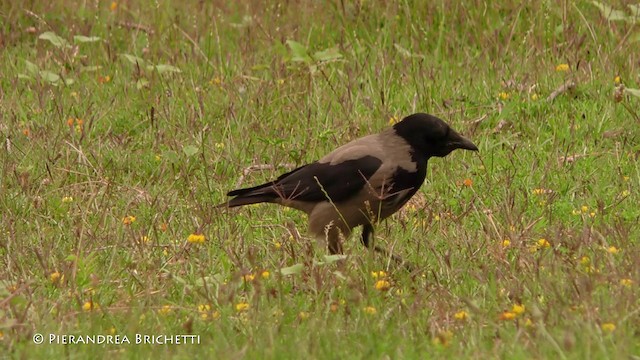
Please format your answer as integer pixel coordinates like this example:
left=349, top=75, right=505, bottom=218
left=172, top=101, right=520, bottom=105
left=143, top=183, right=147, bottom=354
left=449, top=131, right=478, bottom=151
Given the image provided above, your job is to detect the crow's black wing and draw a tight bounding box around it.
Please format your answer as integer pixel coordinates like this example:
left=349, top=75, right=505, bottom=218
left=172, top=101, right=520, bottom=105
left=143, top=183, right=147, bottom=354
left=227, top=155, right=382, bottom=204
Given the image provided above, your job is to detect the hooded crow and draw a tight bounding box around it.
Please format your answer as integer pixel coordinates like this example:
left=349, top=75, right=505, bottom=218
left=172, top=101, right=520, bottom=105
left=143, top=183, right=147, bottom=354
left=220, top=113, right=478, bottom=255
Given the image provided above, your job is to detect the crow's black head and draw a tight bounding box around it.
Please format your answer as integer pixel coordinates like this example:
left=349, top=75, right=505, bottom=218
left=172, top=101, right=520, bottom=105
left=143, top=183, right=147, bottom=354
left=392, top=113, right=478, bottom=158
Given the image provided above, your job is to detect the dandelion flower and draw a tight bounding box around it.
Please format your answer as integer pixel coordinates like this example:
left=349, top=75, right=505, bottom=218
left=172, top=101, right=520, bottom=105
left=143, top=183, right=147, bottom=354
left=363, top=306, right=377, bottom=315
left=537, top=238, right=551, bottom=249
left=607, top=246, right=619, bottom=254
left=498, top=92, right=510, bottom=101
left=82, top=301, right=99, bottom=311
left=261, top=271, right=270, bottom=279
left=512, top=304, right=525, bottom=315
left=555, top=63, right=570, bottom=72
left=50, top=271, right=62, bottom=284
left=374, top=280, right=391, bottom=291
left=235, top=303, right=250, bottom=312
left=158, top=305, right=172, bottom=315
left=601, top=323, right=616, bottom=333
left=187, top=233, right=205, bottom=244
left=500, top=311, right=517, bottom=320
left=454, top=310, right=468, bottom=321
left=432, top=330, right=454, bottom=346
left=502, top=239, right=511, bottom=248
left=371, top=270, right=387, bottom=279
left=614, top=76, right=621, bottom=85
left=619, top=278, right=633, bottom=288
left=298, top=311, right=310, bottom=320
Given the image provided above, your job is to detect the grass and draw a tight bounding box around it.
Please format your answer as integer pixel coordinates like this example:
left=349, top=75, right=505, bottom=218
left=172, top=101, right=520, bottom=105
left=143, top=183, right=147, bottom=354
left=1, top=0, right=639, bottom=358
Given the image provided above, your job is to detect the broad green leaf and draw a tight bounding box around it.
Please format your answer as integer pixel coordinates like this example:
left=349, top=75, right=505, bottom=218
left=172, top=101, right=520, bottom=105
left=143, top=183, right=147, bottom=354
left=120, top=53, right=145, bottom=65
left=163, top=150, right=179, bottom=164
left=280, top=263, right=304, bottom=275
left=591, top=1, right=629, bottom=22
left=286, top=40, right=311, bottom=63
left=39, top=70, right=60, bottom=83
left=24, top=60, right=39, bottom=76
left=624, top=88, right=640, bottom=98
left=38, top=31, right=70, bottom=48
left=313, top=47, right=343, bottom=62
left=182, top=145, right=199, bottom=157
left=323, top=254, right=347, bottom=263
left=74, top=35, right=101, bottom=43
left=151, top=64, right=182, bottom=74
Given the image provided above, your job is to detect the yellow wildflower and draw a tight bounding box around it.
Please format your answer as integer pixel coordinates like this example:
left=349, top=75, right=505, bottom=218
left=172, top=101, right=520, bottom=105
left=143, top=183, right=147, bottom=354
left=462, top=178, right=473, bottom=187
left=601, top=323, right=616, bottom=333
left=454, top=310, right=468, bottom=321
left=62, top=196, right=73, bottom=203
left=607, top=246, right=619, bottom=254
left=537, top=238, right=551, bottom=249
left=524, top=318, right=534, bottom=327
left=122, top=215, right=136, bottom=225
left=261, top=271, right=270, bottom=279
left=500, top=311, right=517, bottom=320
left=82, top=301, right=99, bottom=311
left=614, top=76, right=621, bottom=85
left=363, top=306, right=377, bottom=315
left=187, top=233, right=205, bottom=244
left=512, top=304, right=525, bottom=315
left=555, top=63, right=570, bottom=72
left=277, top=79, right=285, bottom=85
left=530, top=93, right=539, bottom=101
left=50, top=271, right=62, bottom=284
left=242, top=273, right=255, bottom=282
left=620, top=278, right=633, bottom=287
left=110, top=2, right=118, bottom=11
left=374, top=280, right=391, bottom=291
left=498, top=92, right=510, bottom=100
left=432, top=330, right=454, bottom=347
left=388, top=116, right=398, bottom=125
left=580, top=256, right=590, bottom=265
left=298, top=311, right=310, bottom=320
left=371, top=270, right=387, bottom=279
left=273, top=241, right=282, bottom=249
left=581, top=205, right=589, bottom=213
left=235, top=303, right=250, bottom=312
left=502, top=239, right=511, bottom=248
left=158, top=305, right=172, bottom=316
left=109, top=327, right=116, bottom=335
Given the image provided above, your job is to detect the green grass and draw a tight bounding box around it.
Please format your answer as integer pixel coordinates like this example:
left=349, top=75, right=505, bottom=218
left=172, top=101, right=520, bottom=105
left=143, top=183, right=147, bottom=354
left=1, top=0, right=639, bottom=358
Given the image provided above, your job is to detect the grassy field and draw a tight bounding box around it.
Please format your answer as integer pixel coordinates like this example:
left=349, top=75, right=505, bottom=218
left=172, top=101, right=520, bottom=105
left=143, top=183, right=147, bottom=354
left=1, top=0, right=639, bottom=358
